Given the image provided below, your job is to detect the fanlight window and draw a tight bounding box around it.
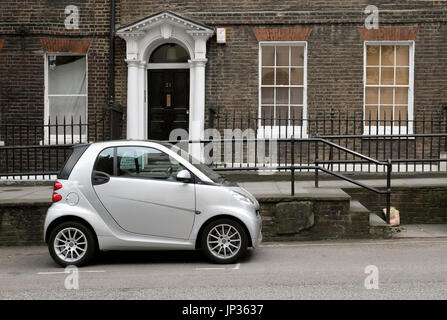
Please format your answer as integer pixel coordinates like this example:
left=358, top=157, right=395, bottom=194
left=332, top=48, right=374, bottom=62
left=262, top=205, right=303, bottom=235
left=149, top=43, right=190, bottom=63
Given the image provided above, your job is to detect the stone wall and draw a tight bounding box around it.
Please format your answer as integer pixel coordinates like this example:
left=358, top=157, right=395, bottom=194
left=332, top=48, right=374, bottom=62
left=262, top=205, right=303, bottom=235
left=258, top=195, right=370, bottom=241
left=0, top=202, right=49, bottom=246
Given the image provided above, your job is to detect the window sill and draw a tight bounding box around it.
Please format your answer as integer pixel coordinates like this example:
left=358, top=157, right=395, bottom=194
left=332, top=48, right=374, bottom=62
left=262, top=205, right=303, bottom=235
left=39, top=135, right=88, bottom=145
left=257, top=126, right=308, bottom=139
left=362, top=126, right=414, bottom=139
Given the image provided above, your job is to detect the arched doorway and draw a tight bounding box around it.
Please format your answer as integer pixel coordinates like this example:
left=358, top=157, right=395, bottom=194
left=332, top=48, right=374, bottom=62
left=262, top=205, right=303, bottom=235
left=147, top=43, right=190, bottom=140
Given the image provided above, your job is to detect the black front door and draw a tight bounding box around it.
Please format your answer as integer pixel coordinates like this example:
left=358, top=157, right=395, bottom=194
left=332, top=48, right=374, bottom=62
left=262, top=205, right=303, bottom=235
left=148, top=69, right=189, bottom=140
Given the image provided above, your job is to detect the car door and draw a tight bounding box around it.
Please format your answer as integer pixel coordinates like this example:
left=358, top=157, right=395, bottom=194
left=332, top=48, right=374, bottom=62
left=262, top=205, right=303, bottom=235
left=92, top=146, right=196, bottom=240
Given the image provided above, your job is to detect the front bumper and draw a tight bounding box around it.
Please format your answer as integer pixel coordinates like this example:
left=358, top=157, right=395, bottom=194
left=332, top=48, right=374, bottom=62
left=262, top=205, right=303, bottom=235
left=251, top=213, right=263, bottom=248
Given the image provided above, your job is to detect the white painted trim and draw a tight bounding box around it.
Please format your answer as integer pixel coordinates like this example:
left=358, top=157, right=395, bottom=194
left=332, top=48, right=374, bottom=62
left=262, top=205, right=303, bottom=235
left=147, top=62, right=190, bottom=69
left=257, top=125, right=308, bottom=138
left=363, top=41, right=414, bottom=135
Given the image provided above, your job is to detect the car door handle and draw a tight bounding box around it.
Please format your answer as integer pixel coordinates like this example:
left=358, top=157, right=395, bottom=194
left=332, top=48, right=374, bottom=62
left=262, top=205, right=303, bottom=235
left=92, top=171, right=110, bottom=185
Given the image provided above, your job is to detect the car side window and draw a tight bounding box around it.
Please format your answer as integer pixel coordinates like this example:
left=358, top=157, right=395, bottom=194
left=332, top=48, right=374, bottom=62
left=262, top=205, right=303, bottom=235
left=93, top=147, right=114, bottom=176
left=117, top=146, right=184, bottom=181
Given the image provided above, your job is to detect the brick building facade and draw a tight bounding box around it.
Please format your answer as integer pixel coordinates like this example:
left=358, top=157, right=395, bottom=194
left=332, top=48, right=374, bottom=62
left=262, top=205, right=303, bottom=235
left=0, top=1, right=446, bottom=171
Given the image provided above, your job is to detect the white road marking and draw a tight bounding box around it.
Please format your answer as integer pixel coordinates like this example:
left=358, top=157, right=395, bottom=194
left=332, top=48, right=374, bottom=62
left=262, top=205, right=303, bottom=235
left=194, top=267, right=225, bottom=270
left=37, top=270, right=106, bottom=275
left=261, top=239, right=447, bottom=248
left=195, top=263, right=240, bottom=271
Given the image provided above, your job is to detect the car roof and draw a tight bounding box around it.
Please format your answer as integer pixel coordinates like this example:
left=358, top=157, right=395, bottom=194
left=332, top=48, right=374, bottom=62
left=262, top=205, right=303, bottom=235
left=85, top=139, right=172, bottom=147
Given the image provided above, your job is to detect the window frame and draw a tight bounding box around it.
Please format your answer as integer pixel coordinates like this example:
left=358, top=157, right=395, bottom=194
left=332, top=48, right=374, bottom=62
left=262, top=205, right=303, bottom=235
left=258, top=41, right=308, bottom=138
left=363, top=40, right=414, bottom=136
left=43, top=53, right=88, bottom=144
left=95, top=145, right=191, bottom=183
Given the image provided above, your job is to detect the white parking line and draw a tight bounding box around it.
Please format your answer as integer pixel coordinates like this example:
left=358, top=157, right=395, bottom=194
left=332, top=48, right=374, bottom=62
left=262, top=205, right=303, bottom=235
left=37, top=270, right=106, bottom=275
left=260, top=238, right=447, bottom=248
left=195, top=263, right=240, bottom=271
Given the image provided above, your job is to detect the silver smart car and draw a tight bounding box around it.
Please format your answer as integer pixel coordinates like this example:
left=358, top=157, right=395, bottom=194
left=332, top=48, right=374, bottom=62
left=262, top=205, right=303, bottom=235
left=44, top=140, right=262, bottom=267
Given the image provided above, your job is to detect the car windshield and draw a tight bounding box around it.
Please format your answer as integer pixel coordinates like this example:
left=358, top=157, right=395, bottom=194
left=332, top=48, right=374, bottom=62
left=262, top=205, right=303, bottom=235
left=160, top=142, right=232, bottom=185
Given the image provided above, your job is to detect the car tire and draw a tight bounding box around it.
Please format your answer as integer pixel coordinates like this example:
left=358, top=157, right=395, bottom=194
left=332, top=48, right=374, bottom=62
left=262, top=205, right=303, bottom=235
left=201, top=218, right=248, bottom=264
left=48, top=221, right=97, bottom=267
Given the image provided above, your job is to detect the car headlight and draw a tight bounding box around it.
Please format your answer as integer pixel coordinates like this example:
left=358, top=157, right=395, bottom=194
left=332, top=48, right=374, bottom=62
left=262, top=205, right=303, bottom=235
left=231, top=191, right=254, bottom=205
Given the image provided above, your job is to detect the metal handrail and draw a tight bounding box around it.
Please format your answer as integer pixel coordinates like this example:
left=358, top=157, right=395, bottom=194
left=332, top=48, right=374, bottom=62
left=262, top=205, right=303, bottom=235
left=166, top=137, right=393, bottom=223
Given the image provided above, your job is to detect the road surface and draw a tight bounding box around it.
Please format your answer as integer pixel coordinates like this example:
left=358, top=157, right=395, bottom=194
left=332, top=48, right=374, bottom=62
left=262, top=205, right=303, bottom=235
left=1, top=238, right=447, bottom=299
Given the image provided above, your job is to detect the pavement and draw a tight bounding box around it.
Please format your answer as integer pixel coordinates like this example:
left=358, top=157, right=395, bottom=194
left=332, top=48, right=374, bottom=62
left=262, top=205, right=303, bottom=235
left=2, top=176, right=447, bottom=202
left=2, top=239, right=447, bottom=299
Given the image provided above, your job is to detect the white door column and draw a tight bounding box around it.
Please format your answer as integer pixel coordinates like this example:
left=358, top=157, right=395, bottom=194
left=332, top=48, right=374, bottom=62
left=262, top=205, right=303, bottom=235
left=126, top=59, right=140, bottom=139
left=189, top=59, right=207, bottom=160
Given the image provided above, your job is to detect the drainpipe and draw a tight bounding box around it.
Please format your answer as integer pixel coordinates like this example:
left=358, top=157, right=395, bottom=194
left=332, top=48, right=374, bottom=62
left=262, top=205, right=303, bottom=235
left=108, top=0, right=122, bottom=139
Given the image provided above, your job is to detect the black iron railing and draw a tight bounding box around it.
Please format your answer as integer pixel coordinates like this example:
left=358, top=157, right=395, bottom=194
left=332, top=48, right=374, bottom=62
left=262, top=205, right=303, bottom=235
left=166, top=136, right=393, bottom=223
left=206, top=109, right=447, bottom=173
left=0, top=110, right=110, bottom=179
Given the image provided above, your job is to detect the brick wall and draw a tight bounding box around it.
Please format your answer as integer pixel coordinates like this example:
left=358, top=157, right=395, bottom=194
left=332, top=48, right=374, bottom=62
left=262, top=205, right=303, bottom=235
left=0, top=0, right=112, bottom=138
left=113, top=1, right=447, bottom=137
left=0, top=1, right=446, bottom=148
left=345, top=186, right=447, bottom=224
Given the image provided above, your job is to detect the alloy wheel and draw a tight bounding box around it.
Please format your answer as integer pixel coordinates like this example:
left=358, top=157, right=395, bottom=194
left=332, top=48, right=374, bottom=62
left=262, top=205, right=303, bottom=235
left=53, top=227, right=88, bottom=263
left=206, top=224, right=242, bottom=259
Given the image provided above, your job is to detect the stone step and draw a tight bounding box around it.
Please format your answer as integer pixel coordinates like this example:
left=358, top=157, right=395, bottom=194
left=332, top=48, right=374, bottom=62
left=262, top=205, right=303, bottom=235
left=369, top=212, right=389, bottom=227
left=348, top=200, right=370, bottom=215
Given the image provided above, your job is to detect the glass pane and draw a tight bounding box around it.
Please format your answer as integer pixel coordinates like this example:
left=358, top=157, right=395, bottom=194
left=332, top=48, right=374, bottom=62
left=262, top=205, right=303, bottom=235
left=290, top=88, right=303, bottom=105
left=365, top=105, right=378, bottom=122
left=262, top=68, right=274, bottom=85
left=379, top=105, right=393, bottom=124
left=381, top=67, right=394, bottom=85
left=366, top=46, right=380, bottom=66
left=366, top=67, right=379, bottom=85
left=48, top=55, right=86, bottom=95
left=396, top=45, right=409, bottom=66
left=395, top=87, right=408, bottom=104
left=261, top=106, right=274, bottom=125
left=290, top=106, right=303, bottom=126
left=276, top=68, right=289, bottom=85
left=365, top=87, right=378, bottom=105
left=381, top=46, right=394, bottom=66
left=396, top=67, right=409, bottom=85
left=291, top=46, right=304, bottom=66
left=262, top=46, right=275, bottom=66
left=395, top=105, right=408, bottom=122
left=261, top=87, right=274, bottom=104
left=380, top=87, right=393, bottom=105
left=48, top=96, right=87, bottom=134
left=117, top=146, right=182, bottom=180
left=94, top=148, right=114, bottom=176
left=149, top=43, right=189, bottom=63
left=276, top=106, right=289, bottom=123
left=276, top=88, right=288, bottom=104
left=291, top=68, right=303, bottom=85
left=276, top=46, right=289, bottom=66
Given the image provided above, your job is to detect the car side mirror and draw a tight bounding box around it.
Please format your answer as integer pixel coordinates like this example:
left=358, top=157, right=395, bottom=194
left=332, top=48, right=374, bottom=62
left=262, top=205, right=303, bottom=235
left=176, top=169, right=192, bottom=183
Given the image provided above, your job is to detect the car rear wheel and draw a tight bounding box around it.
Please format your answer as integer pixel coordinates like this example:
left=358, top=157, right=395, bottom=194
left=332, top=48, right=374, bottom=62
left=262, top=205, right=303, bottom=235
left=48, top=221, right=96, bottom=267
left=201, top=219, right=248, bottom=264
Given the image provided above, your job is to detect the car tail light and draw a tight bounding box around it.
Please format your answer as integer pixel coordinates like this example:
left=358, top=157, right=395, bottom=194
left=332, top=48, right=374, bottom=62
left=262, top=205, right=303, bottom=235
left=53, top=181, right=63, bottom=191
left=52, top=192, right=62, bottom=203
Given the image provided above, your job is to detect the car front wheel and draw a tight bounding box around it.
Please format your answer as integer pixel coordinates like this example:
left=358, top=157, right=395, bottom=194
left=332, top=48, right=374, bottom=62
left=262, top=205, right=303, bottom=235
left=201, top=219, right=248, bottom=264
left=48, top=221, right=96, bottom=267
